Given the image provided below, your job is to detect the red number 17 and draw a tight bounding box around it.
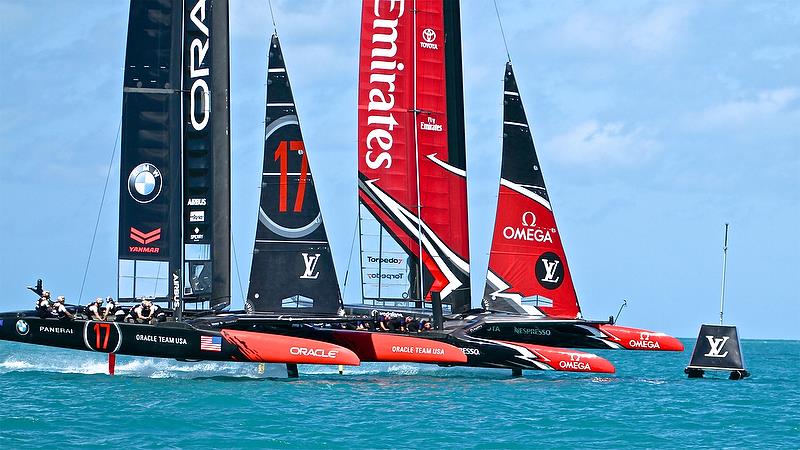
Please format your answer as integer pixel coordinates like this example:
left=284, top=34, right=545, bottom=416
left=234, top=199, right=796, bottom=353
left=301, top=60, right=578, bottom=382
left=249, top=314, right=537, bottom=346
left=94, top=323, right=111, bottom=350
left=274, top=140, right=308, bottom=212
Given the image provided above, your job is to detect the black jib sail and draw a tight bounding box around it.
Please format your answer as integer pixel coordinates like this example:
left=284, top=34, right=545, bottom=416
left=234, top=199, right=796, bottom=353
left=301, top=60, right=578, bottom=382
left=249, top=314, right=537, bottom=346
left=246, top=34, right=342, bottom=315
left=118, top=0, right=231, bottom=314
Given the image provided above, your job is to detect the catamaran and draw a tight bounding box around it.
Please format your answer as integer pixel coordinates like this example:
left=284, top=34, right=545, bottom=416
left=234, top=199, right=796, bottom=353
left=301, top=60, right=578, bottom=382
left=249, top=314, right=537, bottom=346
left=0, top=0, right=682, bottom=377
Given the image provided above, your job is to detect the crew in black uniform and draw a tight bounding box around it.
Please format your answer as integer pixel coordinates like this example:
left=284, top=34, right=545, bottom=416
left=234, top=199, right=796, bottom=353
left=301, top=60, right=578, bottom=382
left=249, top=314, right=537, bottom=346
left=104, top=297, right=123, bottom=321
left=35, top=291, right=53, bottom=319
left=126, top=299, right=156, bottom=324
left=86, top=298, right=104, bottom=321
left=53, top=296, right=74, bottom=320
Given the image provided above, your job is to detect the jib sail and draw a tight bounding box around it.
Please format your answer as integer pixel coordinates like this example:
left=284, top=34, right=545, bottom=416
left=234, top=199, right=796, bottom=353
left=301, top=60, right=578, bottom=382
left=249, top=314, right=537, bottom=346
left=357, top=0, right=471, bottom=313
left=118, top=0, right=231, bottom=313
left=246, top=34, right=342, bottom=315
left=482, top=63, right=581, bottom=318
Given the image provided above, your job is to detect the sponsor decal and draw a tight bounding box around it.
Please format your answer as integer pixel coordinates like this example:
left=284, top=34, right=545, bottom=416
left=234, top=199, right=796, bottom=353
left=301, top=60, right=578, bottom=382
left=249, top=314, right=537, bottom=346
left=557, top=353, right=591, bottom=371
left=190, top=227, right=204, bottom=241
left=535, top=252, right=564, bottom=290
left=391, top=345, right=445, bottom=355
left=135, top=334, right=188, bottom=345
left=363, top=0, right=406, bottom=170
left=366, top=256, right=404, bottom=265
left=628, top=331, right=661, bottom=349
left=200, top=335, right=222, bottom=351
left=420, top=28, right=438, bottom=50
left=486, top=325, right=500, bottom=333
left=367, top=272, right=404, bottom=280
left=189, top=211, right=205, bottom=222
left=466, top=324, right=483, bottom=334
left=172, top=271, right=181, bottom=310
left=127, top=163, right=163, bottom=204
left=420, top=116, right=443, bottom=132
left=513, top=327, right=552, bottom=336
left=39, top=326, right=74, bottom=335
left=187, top=198, right=207, bottom=206
left=461, top=348, right=480, bottom=356
left=703, top=335, right=730, bottom=358
left=300, top=253, right=321, bottom=280
left=503, top=211, right=555, bottom=243
left=129, top=246, right=160, bottom=254
left=188, top=0, right=211, bottom=131
left=15, top=320, right=29, bottom=336
left=559, top=360, right=591, bottom=371
left=130, top=227, right=161, bottom=245
left=289, top=346, right=339, bottom=359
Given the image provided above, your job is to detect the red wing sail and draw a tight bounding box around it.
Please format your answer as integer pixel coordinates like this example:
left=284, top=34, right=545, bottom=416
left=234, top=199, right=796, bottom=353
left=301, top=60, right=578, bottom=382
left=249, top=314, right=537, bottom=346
left=483, top=63, right=581, bottom=319
left=357, top=0, right=470, bottom=311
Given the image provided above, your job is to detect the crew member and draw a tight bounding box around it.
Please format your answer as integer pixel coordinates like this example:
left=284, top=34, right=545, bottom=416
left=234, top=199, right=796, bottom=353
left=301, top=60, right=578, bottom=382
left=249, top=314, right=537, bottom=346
left=35, top=291, right=53, bottom=319
left=53, top=296, right=74, bottom=320
left=87, top=297, right=104, bottom=321
left=104, top=297, right=123, bottom=321
left=127, top=299, right=156, bottom=324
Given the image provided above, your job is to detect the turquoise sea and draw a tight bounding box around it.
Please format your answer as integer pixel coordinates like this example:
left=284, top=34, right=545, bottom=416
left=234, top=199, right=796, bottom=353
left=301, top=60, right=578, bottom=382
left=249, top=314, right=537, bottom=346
left=0, top=339, right=797, bottom=449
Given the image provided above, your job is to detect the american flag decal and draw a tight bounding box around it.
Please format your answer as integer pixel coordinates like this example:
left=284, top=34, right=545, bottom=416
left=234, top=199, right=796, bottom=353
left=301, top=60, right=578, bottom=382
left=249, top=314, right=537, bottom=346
left=200, top=335, right=222, bottom=352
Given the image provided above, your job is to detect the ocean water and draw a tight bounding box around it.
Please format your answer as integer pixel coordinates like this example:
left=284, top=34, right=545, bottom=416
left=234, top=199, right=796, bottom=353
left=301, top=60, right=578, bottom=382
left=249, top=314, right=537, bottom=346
left=0, top=339, right=797, bottom=449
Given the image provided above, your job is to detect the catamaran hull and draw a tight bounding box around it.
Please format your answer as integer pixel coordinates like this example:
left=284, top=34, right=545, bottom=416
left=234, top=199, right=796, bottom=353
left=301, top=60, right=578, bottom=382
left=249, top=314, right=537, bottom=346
left=465, top=314, right=684, bottom=351
left=254, top=326, right=616, bottom=373
left=0, top=313, right=359, bottom=366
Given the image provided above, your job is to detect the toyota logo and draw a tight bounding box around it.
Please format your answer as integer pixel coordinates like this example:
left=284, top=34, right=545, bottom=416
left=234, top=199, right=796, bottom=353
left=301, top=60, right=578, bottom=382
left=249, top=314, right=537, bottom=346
left=422, top=28, right=436, bottom=43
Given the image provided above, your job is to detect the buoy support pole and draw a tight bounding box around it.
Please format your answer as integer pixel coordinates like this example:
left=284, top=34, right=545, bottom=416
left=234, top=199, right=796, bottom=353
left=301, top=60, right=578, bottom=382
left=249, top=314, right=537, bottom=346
left=719, top=223, right=729, bottom=325
left=108, top=353, right=116, bottom=376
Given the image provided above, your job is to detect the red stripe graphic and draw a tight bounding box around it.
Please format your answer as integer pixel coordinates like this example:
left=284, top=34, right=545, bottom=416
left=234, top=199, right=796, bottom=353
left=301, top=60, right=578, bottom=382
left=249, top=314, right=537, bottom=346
left=130, top=227, right=161, bottom=245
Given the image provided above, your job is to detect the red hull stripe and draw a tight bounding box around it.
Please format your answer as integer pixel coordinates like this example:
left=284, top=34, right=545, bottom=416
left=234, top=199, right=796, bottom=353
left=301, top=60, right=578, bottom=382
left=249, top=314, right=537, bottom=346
left=220, top=330, right=361, bottom=366
left=597, top=325, right=684, bottom=352
left=329, top=330, right=467, bottom=363
left=498, top=340, right=616, bottom=373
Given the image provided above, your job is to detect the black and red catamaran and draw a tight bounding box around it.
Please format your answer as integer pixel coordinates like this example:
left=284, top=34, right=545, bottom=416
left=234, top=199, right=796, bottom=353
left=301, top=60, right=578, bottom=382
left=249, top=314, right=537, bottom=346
left=0, top=0, right=681, bottom=378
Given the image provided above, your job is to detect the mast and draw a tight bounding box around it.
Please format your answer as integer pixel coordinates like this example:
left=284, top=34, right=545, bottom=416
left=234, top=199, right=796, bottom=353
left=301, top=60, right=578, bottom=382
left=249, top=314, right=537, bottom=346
left=210, top=0, right=232, bottom=310
left=442, top=0, right=469, bottom=313
left=719, top=223, right=729, bottom=325
left=180, top=0, right=231, bottom=312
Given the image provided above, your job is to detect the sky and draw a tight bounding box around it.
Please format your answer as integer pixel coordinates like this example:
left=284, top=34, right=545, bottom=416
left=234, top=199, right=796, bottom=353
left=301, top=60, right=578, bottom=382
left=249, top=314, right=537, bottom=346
left=0, top=0, right=798, bottom=339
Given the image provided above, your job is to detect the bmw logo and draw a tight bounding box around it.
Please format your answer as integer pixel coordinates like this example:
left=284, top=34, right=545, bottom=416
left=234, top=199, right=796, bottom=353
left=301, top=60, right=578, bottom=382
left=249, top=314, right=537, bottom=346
left=16, top=320, right=29, bottom=336
left=127, top=163, right=163, bottom=204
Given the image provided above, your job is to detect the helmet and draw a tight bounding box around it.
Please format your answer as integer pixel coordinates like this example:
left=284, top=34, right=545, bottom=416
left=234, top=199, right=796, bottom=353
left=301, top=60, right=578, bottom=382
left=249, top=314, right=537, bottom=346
left=56, top=296, right=65, bottom=303
left=95, top=297, right=103, bottom=304
left=43, top=291, right=51, bottom=297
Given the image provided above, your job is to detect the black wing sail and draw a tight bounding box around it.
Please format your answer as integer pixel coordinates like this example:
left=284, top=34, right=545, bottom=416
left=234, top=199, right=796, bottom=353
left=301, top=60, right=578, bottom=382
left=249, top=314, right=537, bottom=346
left=117, top=0, right=183, bottom=304
left=246, top=34, right=342, bottom=315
